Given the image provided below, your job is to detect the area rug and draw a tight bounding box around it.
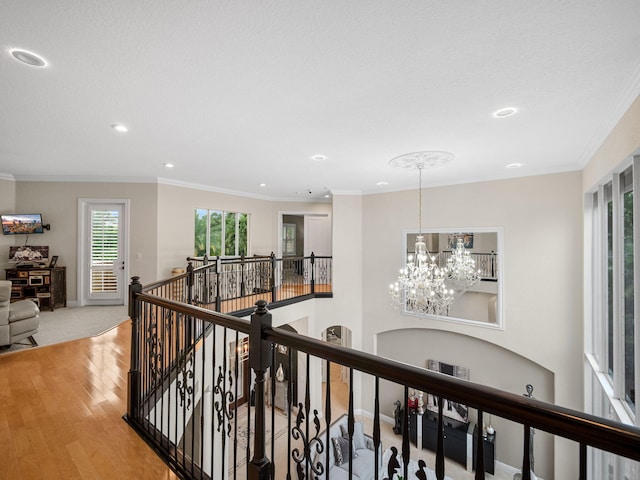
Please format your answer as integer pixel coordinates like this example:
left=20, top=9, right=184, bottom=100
left=0, top=305, right=128, bottom=354
left=229, top=404, right=289, bottom=471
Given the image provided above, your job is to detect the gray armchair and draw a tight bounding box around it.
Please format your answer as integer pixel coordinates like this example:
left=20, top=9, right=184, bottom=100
left=0, top=280, right=40, bottom=347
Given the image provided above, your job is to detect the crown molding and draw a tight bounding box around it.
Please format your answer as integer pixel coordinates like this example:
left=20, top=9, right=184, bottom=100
left=577, top=61, right=640, bottom=167
left=7, top=174, right=332, bottom=203
left=12, top=174, right=158, bottom=184
left=157, top=177, right=273, bottom=201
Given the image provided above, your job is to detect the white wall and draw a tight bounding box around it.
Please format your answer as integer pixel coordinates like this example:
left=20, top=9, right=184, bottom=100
left=360, top=171, right=584, bottom=479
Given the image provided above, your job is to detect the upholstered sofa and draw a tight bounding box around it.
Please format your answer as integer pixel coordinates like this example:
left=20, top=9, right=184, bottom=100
left=313, top=414, right=381, bottom=480
left=0, top=280, right=40, bottom=347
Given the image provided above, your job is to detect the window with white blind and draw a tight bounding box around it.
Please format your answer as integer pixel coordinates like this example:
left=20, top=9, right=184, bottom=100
left=90, top=209, right=119, bottom=293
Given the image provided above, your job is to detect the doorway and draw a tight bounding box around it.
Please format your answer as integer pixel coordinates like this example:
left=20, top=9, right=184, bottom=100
left=78, top=199, right=129, bottom=306
left=279, top=213, right=332, bottom=258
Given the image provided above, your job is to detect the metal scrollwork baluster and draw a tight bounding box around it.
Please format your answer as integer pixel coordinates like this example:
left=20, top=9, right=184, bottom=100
left=318, top=265, right=328, bottom=283
left=176, top=351, right=194, bottom=409
left=227, top=269, right=238, bottom=298
left=146, top=310, right=163, bottom=385
left=213, top=365, right=235, bottom=436
left=291, top=403, right=324, bottom=480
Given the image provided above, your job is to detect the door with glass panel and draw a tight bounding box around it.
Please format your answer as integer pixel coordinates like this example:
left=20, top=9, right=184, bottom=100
left=80, top=200, right=128, bottom=305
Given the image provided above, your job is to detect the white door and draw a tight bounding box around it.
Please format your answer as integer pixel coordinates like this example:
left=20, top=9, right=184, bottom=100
left=79, top=199, right=129, bottom=305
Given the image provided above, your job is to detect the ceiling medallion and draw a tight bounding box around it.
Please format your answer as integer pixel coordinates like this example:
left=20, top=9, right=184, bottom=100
left=388, top=151, right=454, bottom=170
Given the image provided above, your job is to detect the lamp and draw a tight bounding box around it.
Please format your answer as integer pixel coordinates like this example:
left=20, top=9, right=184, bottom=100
left=446, top=237, right=481, bottom=289
left=388, top=152, right=455, bottom=316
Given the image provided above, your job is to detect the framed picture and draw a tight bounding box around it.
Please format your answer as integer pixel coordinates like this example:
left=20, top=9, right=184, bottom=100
left=447, top=233, right=474, bottom=249
left=9, top=245, right=49, bottom=262
left=426, top=359, right=470, bottom=423
left=49, top=255, right=58, bottom=268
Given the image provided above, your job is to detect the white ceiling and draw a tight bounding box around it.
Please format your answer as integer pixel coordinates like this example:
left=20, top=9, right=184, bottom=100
left=2, top=1, right=639, bottom=201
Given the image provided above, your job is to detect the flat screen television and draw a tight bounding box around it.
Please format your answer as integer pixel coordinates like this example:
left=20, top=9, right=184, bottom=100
left=1, top=213, right=44, bottom=235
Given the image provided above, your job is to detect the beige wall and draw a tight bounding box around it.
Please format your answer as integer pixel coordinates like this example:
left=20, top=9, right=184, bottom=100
left=377, top=328, right=555, bottom=479
left=583, top=95, right=640, bottom=191
left=13, top=181, right=159, bottom=302
left=0, top=177, right=17, bottom=272
left=156, top=185, right=332, bottom=279
left=156, top=184, right=275, bottom=279
left=359, top=171, right=583, bottom=479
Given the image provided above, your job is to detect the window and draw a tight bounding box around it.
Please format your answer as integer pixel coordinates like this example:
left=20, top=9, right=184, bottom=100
left=622, top=171, right=634, bottom=410
left=194, top=209, right=249, bottom=257
left=282, top=223, right=296, bottom=255
left=587, top=159, right=638, bottom=478
left=588, top=160, right=637, bottom=419
left=90, top=208, right=119, bottom=294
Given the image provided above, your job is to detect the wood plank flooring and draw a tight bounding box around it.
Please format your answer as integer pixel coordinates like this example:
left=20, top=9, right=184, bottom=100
left=0, top=320, right=177, bottom=480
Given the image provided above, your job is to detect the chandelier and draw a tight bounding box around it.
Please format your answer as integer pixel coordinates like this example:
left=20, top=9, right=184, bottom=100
left=388, top=152, right=455, bottom=316
left=446, top=237, right=481, bottom=289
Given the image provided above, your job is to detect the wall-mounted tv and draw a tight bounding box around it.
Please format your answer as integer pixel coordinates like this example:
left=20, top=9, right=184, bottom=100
left=1, top=214, right=44, bottom=235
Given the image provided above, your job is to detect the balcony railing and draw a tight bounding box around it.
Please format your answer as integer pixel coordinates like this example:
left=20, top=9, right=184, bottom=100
left=438, top=250, right=498, bottom=281
left=170, top=253, right=333, bottom=315
left=125, top=270, right=640, bottom=480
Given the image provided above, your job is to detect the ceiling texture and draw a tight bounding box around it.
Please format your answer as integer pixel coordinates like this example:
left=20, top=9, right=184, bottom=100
left=2, top=1, right=640, bottom=201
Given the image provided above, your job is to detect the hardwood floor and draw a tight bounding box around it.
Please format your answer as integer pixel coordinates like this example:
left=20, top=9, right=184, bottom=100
left=0, top=320, right=177, bottom=480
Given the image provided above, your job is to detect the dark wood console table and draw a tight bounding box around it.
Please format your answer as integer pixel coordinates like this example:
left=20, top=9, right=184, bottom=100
left=5, top=266, right=67, bottom=311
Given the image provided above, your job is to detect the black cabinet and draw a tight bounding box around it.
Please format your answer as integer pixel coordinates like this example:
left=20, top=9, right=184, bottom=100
left=473, top=425, right=496, bottom=475
left=408, top=412, right=496, bottom=474
left=422, top=413, right=468, bottom=467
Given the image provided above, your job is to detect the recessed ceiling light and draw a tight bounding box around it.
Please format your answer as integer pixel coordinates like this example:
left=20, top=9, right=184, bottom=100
left=163, top=162, right=174, bottom=168
left=311, top=154, right=327, bottom=161
left=376, top=181, right=389, bottom=186
left=324, top=194, right=330, bottom=198
left=10, top=49, right=47, bottom=67
left=259, top=183, right=266, bottom=187
left=112, top=124, right=128, bottom=133
left=493, top=107, right=518, bottom=118
left=506, top=163, right=523, bottom=169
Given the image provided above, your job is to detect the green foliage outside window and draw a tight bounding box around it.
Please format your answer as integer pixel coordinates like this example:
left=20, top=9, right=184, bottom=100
left=225, top=212, right=237, bottom=256
left=194, top=209, right=208, bottom=257
left=239, top=213, right=248, bottom=256
left=210, top=211, right=222, bottom=256
left=623, top=190, right=634, bottom=408
left=194, top=209, right=249, bottom=258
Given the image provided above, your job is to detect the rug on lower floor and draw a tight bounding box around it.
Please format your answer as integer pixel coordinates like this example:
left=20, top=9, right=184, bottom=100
left=229, top=404, right=290, bottom=471
left=0, top=305, right=127, bottom=354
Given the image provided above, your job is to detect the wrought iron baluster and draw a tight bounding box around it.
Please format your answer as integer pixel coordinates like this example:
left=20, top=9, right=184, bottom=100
left=402, top=386, right=410, bottom=480
left=436, top=396, right=444, bottom=480
left=374, top=377, right=380, bottom=480
left=522, top=424, right=532, bottom=480
left=475, top=410, right=485, bottom=480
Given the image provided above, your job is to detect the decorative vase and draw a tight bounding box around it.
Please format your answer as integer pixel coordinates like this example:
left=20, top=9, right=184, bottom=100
left=417, top=391, right=424, bottom=415
left=276, top=363, right=285, bottom=382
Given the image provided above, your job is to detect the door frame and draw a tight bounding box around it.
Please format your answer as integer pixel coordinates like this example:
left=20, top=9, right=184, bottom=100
left=277, top=211, right=332, bottom=258
left=77, top=198, right=130, bottom=306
